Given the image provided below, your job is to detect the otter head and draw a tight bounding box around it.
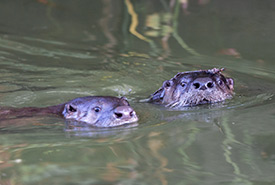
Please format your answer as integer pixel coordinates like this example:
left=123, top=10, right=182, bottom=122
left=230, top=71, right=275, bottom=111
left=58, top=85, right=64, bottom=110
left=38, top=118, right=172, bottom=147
left=62, top=96, right=138, bottom=127
left=149, top=68, right=234, bottom=108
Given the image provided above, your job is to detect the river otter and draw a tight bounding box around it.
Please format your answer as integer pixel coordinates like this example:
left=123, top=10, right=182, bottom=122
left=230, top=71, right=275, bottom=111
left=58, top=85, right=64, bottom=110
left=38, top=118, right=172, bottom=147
left=0, top=96, right=138, bottom=127
left=148, top=68, right=234, bottom=108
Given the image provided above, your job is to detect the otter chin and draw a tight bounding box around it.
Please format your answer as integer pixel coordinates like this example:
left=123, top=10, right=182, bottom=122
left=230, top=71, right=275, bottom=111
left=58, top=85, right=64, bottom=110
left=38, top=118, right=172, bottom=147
left=148, top=68, right=234, bottom=108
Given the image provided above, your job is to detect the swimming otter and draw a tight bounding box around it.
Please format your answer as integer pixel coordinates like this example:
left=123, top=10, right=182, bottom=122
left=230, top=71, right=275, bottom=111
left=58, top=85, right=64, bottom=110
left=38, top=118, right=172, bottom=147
left=0, top=96, right=138, bottom=127
left=148, top=68, right=234, bottom=108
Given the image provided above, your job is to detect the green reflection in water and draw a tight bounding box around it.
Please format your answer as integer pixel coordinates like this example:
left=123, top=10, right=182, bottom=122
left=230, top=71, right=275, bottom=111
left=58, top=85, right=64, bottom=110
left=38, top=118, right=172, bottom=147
left=0, top=37, right=94, bottom=59
left=172, top=0, right=200, bottom=56
left=242, top=130, right=261, bottom=174
left=222, top=118, right=252, bottom=185
left=177, top=122, right=211, bottom=185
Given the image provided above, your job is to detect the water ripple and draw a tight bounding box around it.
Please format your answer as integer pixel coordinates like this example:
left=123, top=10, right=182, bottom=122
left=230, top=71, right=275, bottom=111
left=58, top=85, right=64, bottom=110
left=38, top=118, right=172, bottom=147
left=0, top=36, right=95, bottom=59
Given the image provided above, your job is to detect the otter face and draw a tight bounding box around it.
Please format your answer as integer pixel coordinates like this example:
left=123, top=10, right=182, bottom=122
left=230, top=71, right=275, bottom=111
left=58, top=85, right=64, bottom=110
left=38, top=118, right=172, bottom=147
left=149, top=68, right=234, bottom=108
left=62, top=96, right=138, bottom=127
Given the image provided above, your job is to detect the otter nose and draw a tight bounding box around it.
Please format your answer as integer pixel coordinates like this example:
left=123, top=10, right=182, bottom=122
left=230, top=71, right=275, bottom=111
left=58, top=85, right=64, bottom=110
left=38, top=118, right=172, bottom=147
left=114, top=106, right=136, bottom=119
left=192, top=78, right=214, bottom=91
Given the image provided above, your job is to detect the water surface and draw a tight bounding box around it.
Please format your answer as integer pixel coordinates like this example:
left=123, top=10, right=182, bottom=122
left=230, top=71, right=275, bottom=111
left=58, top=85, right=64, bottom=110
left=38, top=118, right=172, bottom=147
left=0, top=1, right=275, bottom=184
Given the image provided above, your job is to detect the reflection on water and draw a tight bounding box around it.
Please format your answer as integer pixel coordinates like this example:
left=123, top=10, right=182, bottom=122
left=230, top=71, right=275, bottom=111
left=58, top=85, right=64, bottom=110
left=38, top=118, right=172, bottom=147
left=64, top=120, right=139, bottom=138
left=0, top=0, right=275, bottom=184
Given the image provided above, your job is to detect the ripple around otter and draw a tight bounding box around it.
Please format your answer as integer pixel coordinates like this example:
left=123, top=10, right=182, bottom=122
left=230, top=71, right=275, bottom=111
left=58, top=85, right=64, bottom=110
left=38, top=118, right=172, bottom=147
left=227, top=70, right=275, bottom=110
left=64, top=121, right=139, bottom=138
left=135, top=69, right=275, bottom=128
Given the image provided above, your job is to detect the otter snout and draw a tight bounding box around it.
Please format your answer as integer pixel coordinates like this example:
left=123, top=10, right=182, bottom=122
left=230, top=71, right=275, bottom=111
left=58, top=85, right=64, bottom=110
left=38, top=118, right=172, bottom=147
left=192, top=77, right=215, bottom=91
left=114, top=106, right=137, bottom=121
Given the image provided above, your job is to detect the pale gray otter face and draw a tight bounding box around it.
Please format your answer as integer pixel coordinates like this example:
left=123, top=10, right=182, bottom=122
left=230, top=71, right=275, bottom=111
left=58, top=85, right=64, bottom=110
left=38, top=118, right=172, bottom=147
left=149, top=68, right=234, bottom=108
left=62, top=96, right=138, bottom=127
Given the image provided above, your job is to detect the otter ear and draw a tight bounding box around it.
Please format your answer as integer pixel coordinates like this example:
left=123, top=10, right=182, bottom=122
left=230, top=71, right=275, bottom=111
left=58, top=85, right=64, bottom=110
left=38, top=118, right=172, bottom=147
left=62, top=104, right=77, bottom=118
left=162, top=80, right=173, bottom=89
left=226, top=78, right=234, bottom=90
left=148, top=87, right=166, bottom=102
left=120, top=96, right=130, bottom=106
left=148, top=79, right=172, bottom=103
left=66, top=104, right=77, bottom=113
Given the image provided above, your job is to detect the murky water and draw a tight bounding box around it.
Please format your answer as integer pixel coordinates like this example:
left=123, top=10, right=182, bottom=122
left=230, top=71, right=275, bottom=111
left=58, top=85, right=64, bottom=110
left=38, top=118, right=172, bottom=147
left=0, top=1, right=275, bottom=184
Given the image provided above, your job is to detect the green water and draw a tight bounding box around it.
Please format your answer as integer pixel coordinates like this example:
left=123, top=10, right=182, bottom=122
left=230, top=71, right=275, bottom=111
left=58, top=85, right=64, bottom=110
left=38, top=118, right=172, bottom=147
left=0, top=1, right=275, bottom=184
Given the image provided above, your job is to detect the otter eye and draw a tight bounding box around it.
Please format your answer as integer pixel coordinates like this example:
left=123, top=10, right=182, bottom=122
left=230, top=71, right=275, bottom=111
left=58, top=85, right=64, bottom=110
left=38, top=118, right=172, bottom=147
left=180, top=82, right=186, bottom=87
left=218, top=80, right=223, bottom=85
left=94, top=107, right=101, bottom=113
left=69, top=105, right=77, bottom=112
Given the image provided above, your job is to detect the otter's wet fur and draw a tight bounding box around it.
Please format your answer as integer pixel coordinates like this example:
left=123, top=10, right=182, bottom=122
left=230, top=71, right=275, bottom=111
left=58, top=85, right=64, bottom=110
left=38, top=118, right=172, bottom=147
left=148, top=68, right=234, bottom=108
left=0, top=96, right=138, bottom=127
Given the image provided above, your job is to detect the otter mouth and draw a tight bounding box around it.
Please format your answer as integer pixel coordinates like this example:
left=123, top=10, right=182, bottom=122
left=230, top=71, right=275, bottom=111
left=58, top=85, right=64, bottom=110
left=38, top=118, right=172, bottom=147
left=186, top=98, right=211, bottom=106
left=166, top=92, right=230, bottom=108
left=199, top=98, right=211, bottom=104
left=113, top=114, right=139, bottom=127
